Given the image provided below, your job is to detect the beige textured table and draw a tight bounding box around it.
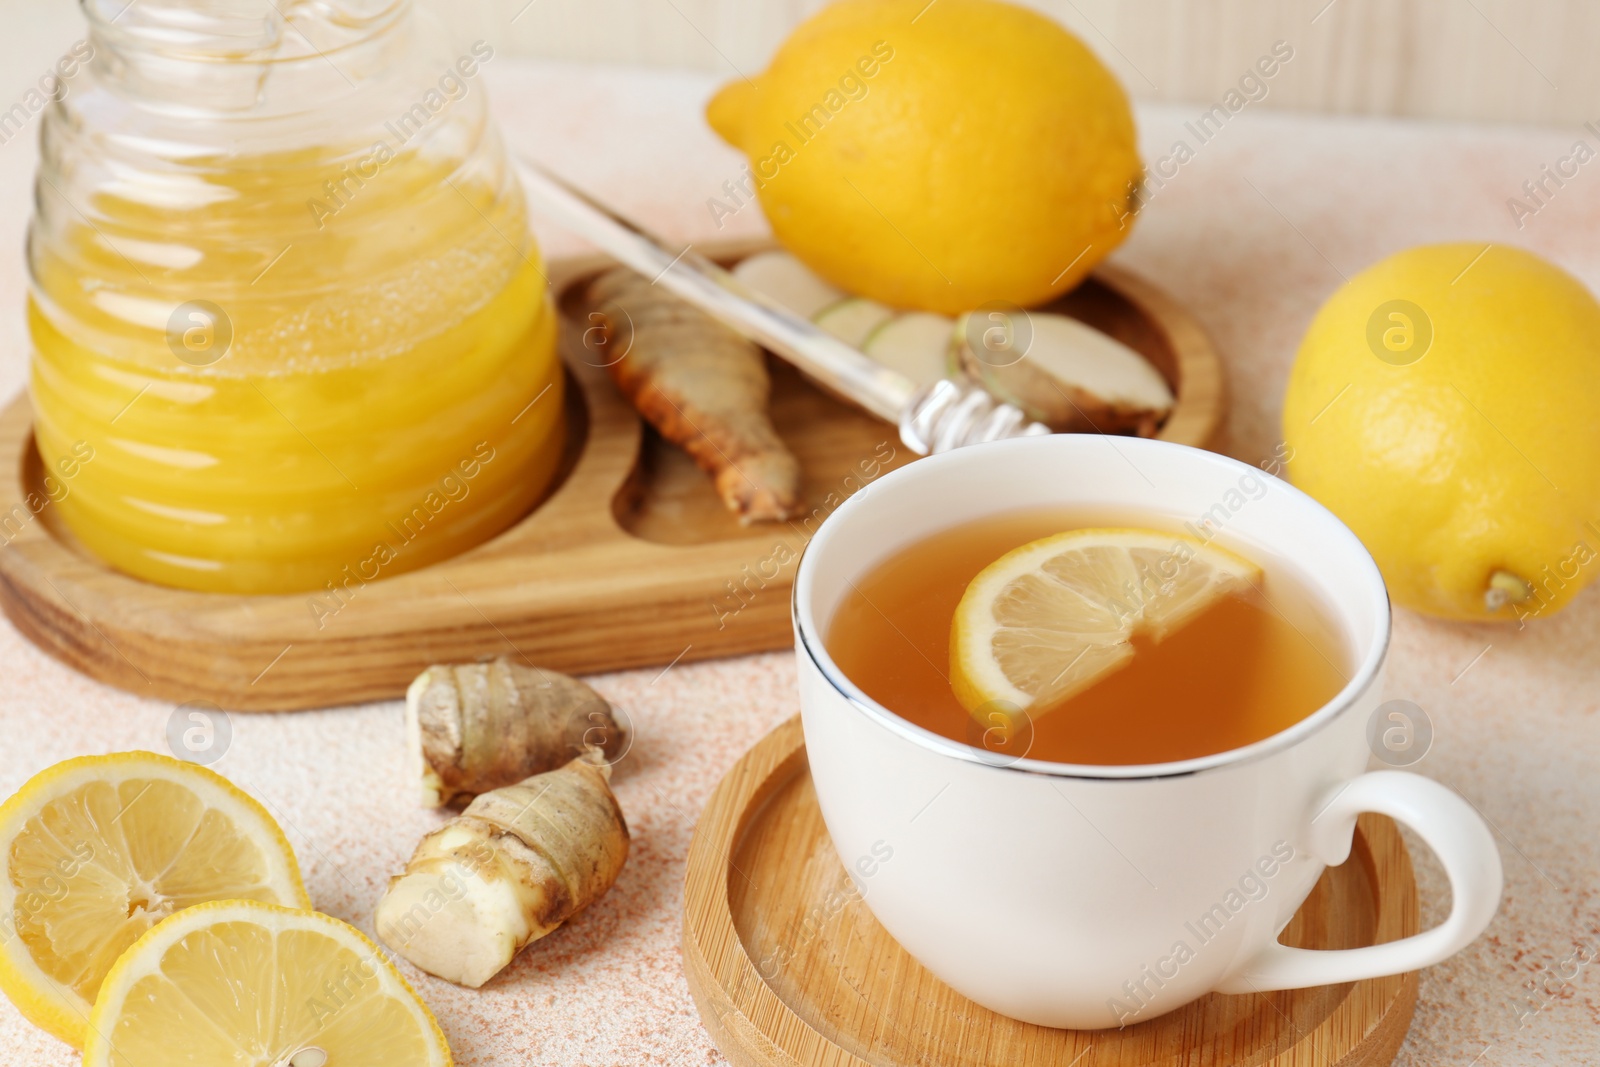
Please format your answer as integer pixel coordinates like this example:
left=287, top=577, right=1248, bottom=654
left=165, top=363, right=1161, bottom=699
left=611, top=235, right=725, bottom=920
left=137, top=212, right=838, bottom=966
left=0, top=59, right=1596, bottom=1066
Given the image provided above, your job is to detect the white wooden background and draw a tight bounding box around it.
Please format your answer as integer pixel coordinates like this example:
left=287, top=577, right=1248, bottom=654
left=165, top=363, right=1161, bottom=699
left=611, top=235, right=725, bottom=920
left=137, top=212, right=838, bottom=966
left=449, top=0, right=1593, bottom=126
left=0, top=0, right=1595, bottom=127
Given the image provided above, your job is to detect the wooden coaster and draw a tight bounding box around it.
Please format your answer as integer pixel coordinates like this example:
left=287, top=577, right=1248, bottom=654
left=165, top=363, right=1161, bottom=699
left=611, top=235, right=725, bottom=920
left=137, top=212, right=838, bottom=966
left=682, top=717, right=1420, bottom=1067
left=0, top=242, right=1224, bottom=711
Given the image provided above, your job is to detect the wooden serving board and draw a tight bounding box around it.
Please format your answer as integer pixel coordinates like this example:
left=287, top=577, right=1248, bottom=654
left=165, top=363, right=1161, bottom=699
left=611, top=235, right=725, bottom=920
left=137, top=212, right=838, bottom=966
left=0, top=241, right=1224, bottom=711
left=683, top=717, right=1420, bottom=1067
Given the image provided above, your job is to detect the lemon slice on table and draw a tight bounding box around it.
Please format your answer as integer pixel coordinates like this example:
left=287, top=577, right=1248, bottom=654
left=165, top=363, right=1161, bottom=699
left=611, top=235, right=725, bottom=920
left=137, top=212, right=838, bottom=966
left=951, top=528, right=1261, bottom=718
left=0, top=752, right=309, bottom=1047
left=85, top=900, right=452, bottom=1067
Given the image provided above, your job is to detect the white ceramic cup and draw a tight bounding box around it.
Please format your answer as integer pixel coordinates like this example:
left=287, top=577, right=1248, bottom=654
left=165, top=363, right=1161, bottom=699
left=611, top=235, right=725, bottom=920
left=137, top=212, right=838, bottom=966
left=793, top=435, right=1502, bottom=1030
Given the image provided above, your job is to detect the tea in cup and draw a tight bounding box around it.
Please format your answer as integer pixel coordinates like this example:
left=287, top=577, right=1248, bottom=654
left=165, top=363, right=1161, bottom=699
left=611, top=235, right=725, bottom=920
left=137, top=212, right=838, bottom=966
left=793, top=435, right=1501, bottom=1029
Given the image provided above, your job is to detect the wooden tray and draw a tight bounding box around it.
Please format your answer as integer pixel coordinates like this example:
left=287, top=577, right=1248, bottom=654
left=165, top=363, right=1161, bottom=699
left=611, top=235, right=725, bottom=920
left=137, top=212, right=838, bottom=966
left=683, top=717, right=1420, bottom=1067
left=0, top=242, right=1224, bottom=710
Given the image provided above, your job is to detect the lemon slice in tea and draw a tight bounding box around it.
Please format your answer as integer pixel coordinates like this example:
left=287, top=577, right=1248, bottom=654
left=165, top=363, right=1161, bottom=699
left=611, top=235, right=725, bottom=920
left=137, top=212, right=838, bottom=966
left=84, top=900, right=452, bottom=1067
left=951, top=528, right=1261, bottom=717
left=0, top=752, right=309, bottom=1046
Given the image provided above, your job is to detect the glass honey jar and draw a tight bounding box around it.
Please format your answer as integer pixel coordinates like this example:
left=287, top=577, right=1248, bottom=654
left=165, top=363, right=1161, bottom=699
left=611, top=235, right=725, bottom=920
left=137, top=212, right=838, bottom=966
left=28, top=0, right=564, bottom=593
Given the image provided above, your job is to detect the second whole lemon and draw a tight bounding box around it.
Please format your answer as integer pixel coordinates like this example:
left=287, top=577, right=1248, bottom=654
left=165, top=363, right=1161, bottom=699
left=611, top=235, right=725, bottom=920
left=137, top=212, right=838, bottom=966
left=1283, top=243, right=1600, bottom=621
left=706, top=0, right=1141, bottom=315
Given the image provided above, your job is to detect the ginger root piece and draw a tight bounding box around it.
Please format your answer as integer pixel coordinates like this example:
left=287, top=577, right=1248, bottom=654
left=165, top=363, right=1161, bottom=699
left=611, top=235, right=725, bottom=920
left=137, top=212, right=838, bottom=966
left=407, top=657, right=628, bottom=808
left=587, top=266, right=804, bottom=522
left=954, top=311, right=1173, bottom=436
left=375, top=749, right=629, bottom=988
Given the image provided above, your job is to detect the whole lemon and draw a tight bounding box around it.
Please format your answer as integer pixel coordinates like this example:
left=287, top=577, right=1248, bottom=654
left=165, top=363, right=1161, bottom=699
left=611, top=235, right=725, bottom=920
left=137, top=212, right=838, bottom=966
left=705, top=0, right=1140, bottom=315
left=1283, top=243, right=1600, bottom=621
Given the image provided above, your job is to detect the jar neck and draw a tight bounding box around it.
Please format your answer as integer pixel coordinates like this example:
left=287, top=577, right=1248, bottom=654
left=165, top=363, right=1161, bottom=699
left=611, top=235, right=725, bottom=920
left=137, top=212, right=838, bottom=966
left=83, top=0, right=410, bottom=59
left=81, top=0, right=413, bottom=110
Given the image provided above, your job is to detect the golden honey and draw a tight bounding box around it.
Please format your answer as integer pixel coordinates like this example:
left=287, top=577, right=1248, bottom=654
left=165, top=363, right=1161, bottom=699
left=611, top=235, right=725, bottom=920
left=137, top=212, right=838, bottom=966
left=29, top=5, right=562, bottom=593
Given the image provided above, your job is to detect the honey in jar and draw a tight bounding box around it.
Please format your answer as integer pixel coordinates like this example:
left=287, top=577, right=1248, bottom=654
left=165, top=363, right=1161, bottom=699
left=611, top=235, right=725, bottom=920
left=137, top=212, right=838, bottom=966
left=28, top=0, right=564, bottom=593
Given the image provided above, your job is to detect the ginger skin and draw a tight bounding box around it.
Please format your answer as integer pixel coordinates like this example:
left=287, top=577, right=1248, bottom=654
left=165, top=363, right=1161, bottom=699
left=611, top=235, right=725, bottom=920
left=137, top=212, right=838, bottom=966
left=407, top=657, right=628, bottom=808
left=375, top=749, right=629, bottom=988
left=587, top=266, right=804, bottom=523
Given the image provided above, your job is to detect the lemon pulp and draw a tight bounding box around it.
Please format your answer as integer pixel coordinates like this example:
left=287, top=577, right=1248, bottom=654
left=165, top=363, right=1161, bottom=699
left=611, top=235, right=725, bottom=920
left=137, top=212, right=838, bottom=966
left=950, top=528, right=1260, bottom=715
left=84, top=902, right=451, bottom=1067
left=0, top=753, right=308, bottom=1046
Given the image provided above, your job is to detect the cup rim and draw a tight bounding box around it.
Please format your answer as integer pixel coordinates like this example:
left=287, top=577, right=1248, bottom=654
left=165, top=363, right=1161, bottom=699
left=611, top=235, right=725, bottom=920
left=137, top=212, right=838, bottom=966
left=792, top=435, right=1392, bottom=782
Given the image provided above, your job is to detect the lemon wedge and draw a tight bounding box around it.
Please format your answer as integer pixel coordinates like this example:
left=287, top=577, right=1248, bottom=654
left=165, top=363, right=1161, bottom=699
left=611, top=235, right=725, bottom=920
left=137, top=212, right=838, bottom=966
left=951, top=528, right=1261, bottom=717
left=84, top=900, right=452, bottom=1067
left=0, top=752, right=309, bottom=1046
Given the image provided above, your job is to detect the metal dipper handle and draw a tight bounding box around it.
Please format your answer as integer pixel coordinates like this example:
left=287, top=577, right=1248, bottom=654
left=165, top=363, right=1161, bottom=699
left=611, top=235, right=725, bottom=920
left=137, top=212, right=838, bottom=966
left=515, top=158, right=1050, bottom=455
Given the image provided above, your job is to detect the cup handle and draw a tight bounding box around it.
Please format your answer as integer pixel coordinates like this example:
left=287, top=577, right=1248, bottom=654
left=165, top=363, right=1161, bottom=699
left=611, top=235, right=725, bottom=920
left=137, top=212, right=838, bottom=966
left=1214, top=770, right=1502, bottom=993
